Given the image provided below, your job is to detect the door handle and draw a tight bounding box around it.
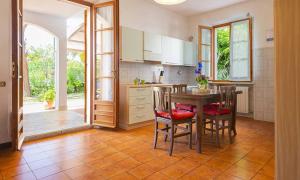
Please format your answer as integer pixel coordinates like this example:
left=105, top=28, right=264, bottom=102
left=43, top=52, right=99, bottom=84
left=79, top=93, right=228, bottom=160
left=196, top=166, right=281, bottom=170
left=0, top=81, right=6, bottom=87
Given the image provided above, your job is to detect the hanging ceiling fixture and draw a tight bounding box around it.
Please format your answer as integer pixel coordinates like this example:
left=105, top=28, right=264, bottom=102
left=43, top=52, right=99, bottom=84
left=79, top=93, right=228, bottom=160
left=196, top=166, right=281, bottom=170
left=153, top=0, right=187, bottom=5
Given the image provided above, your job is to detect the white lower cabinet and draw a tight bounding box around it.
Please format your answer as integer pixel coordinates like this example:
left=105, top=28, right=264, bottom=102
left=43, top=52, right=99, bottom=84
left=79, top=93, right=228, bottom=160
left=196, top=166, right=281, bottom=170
left=119, top=85, right=154, bottom=129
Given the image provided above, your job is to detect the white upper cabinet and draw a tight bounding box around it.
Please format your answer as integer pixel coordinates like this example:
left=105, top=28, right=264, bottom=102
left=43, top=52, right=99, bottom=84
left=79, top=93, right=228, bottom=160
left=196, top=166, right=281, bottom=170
left=183, top=41, right=197, bottom=66
left=144, top=32, right=162, bottom=62
left=121, top=27, right=143, bottom=62
left=162, top=36, right=184, bottom=65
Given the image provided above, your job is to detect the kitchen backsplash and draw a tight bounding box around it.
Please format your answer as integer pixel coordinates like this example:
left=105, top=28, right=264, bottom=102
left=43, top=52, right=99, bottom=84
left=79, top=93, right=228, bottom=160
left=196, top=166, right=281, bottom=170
left=119, top=62, right=196, bottom=85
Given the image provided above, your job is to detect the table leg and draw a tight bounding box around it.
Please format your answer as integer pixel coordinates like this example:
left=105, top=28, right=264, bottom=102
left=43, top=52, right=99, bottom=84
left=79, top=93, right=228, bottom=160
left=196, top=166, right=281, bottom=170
left=233, top=94, right=238, bottom=135
left=195, top=101, right=203, bottom=153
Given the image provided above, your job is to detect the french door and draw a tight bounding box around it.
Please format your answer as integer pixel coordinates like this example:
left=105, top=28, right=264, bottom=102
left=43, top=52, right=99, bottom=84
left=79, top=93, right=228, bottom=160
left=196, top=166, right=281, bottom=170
left=93, top=1, right=119, bottom=128
left=12, top=0, right=24, bottom=150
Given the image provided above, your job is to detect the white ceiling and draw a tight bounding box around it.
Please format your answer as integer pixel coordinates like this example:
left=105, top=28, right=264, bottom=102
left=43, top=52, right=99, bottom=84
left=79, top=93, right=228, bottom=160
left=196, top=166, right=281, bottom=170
left=24, top=0, right=251, bottom=18
left=146, top=0, right=251, bottom=16
left=24, top=0, right=87, bottom=18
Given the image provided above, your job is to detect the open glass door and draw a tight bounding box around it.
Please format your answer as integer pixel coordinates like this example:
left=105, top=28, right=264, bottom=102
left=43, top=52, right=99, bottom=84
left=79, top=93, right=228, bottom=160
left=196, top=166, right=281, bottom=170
left=93, top=1, right=119, bottom=128
left=12, top=0, right=24, bottom=150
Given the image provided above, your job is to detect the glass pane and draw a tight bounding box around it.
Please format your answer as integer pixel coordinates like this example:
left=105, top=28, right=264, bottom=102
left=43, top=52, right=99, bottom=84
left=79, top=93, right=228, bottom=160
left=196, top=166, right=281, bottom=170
left=96, top=78, right=114, bottom=101
left=233, top=42, right=249, bottom=60
left=96, top=54, right=114, bottom=78
left=201, top=45, right=211, bottom=61
left=96, top=6, right=113, bottom=30
left=201, top=29, right=211, bottom=45
left=232, top=60, right=248, bottom=78
left=202, top=61, right=210, bottom=77
left=95, top=5, right=115, bottom=102
left=232, top=20, right=249, bottom=42
left=96, top=31, right=114, bottom=54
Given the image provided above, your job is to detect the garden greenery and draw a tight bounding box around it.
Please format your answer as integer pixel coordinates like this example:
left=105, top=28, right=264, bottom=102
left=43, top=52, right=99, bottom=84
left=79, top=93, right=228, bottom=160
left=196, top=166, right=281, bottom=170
left=216, top=27, right=230, bottom=80
left=26, top=45, right=84, bottom=100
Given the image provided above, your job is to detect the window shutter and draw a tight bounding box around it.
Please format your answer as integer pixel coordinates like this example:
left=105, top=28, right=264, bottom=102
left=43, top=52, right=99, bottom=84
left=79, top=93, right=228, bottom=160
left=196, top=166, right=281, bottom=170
left=230, top=20, right=251, bottom=81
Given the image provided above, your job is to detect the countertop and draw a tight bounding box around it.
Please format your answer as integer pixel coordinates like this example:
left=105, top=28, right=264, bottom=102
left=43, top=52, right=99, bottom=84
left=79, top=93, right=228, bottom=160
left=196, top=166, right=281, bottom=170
left=120, top=83, right=175, bottom=88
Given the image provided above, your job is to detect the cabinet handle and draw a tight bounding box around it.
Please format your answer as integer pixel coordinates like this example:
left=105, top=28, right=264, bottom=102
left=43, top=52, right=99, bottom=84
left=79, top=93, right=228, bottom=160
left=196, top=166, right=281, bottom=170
left=136, top=106, right=145, bottom=109
left=136, top=115, right=144, bottom=118
left=136, top=97, right=146, bottom=100
left=136, top=88, right=146, bottom=91
left=144, top=50, right=153, bottom=52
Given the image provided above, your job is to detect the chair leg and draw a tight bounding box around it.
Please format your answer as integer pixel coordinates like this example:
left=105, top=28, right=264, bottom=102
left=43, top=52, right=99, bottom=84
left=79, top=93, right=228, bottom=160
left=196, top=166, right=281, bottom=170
left=228, top=120, right=233, bottom=144
left=189, top=122, right=192, bottom=149
left=169, top=124, right=175, bottom=156
left=164, top=124, right=169, bottom=142
left=153, top=120, right=158, bottom=149
left=222, top=120, right=225, bottom=136
left=210, top=121, right=214, bottom=138
left=215, top=120, right=221, bottom=148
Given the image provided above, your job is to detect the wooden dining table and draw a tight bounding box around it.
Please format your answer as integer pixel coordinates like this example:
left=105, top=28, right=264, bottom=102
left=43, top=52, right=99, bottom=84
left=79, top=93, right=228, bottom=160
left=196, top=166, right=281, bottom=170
left=171, top=89, right=242, bottom=153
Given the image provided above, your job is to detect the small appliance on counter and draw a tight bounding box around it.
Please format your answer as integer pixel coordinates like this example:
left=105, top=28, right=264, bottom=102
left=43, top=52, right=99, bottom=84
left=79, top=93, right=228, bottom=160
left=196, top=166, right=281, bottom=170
left=158, top=70, right=164, bottom=84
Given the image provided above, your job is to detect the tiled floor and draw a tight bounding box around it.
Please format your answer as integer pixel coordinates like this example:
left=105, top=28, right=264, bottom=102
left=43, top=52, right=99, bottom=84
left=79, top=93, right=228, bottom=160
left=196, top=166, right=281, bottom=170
left=24, top=110, right=86, bottom=137
left=0, top=117, right=275, bottom=180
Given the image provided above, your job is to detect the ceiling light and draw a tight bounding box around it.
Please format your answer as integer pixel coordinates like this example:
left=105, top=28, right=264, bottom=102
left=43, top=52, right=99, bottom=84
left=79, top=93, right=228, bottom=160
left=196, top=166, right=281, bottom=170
left=153, top=0, right=187, bottom=5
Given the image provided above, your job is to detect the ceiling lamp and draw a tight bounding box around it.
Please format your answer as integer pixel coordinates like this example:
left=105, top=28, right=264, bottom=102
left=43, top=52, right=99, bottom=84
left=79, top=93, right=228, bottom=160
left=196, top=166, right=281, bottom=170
left=153, top=0, right=187, bottom=5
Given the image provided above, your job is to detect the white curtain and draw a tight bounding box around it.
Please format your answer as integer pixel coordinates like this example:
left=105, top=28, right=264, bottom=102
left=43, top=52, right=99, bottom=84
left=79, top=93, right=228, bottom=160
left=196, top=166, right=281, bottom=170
left=230, top=20, right=250, bottom=81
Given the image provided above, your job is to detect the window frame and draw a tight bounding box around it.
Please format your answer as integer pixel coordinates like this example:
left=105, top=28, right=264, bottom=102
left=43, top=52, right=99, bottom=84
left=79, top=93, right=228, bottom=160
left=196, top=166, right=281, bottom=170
left=198, top=26, right=213, bottom=79
left=198, top=18, right=253, bottom=82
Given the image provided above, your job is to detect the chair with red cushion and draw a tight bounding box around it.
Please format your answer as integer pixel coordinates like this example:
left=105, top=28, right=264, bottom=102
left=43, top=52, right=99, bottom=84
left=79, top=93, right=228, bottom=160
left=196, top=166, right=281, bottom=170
left=173, top=84, right=197, bottom=112
left=202, top=86, right=236, bottom=148
left=153, top=86, right=195, bottom=156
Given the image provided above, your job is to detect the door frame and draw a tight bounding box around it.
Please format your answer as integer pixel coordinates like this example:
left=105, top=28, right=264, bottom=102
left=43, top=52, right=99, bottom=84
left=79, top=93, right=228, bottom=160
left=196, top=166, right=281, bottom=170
left=11, top=0, right=94, bottom=150
left=11, top=0, right=24, bottom=151
left=92, top=0, right=120, bottom=128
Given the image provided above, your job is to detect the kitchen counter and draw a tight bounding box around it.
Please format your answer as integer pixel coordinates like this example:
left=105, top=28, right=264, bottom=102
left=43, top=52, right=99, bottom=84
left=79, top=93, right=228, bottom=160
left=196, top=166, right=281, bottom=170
left=120, top=83, right=175, bottom=88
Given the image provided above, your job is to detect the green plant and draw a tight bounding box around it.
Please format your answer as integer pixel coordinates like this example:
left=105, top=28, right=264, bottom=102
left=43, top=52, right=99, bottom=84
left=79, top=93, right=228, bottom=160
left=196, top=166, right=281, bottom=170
left=42, top=89, right=55, bottom=102
left=26, top=45, right=55, bottom=98
left=67, top=52, right=85, bottom=94
left=216, top=27, right=230, bottom=80
left=196, top=75, right=208, bottom=86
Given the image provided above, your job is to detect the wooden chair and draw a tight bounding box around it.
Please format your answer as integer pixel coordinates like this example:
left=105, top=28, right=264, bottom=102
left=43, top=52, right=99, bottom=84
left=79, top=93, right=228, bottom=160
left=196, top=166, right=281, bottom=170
left=202, top=86, right=236, bottom=147
left=172, top=84, right=196, bottom=112
left=153, top=86, right=194, bottom=156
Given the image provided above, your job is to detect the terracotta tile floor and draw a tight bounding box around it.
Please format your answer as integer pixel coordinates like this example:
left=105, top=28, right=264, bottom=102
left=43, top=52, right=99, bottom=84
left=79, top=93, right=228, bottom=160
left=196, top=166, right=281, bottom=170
left=0, top=117, right=275, bottom=180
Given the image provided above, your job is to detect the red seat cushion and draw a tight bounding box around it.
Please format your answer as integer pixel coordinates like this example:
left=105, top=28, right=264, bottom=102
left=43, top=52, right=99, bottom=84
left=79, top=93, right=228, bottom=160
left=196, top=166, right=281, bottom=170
left=157, top=109, right=195, bottom=120
left=204, top=103, right=220, bottom=110
left=175, top=103, right=195, bottom=112
left=204, top=108, right=231, bottom=116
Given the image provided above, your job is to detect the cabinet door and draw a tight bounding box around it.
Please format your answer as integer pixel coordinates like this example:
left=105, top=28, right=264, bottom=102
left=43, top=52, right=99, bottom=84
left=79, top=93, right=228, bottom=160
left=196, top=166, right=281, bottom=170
left=184, top=41, right=196, bottom=66
left=144, top=32, right=162, bottom=61
left=121, top=27, right=143, bottom=62
left=162, top=36, right=183, bottom=65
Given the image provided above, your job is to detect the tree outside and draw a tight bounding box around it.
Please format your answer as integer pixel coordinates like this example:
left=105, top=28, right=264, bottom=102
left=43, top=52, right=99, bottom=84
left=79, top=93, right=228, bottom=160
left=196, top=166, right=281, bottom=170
left=216, top=26, right=230, bottom=80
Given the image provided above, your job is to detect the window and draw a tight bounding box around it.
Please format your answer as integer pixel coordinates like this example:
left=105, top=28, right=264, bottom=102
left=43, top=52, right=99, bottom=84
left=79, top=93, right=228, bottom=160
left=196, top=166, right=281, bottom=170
left=198, top=18, right=252, bottom=81
left=198, top=26, right=212, bottom=78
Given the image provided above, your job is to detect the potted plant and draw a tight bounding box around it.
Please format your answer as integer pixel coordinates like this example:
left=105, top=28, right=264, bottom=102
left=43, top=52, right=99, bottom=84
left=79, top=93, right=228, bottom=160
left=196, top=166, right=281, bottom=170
left=42, top=89, right=55, bottom=109
left=195, top=62, right=209, bottom=91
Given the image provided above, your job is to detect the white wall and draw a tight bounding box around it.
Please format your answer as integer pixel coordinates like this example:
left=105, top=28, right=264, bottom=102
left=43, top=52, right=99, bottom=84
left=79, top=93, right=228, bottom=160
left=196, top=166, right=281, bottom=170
left=24, top=10, right=68, bottom=111
left=119, top=0, right=189, bottom=40
left=0, top=0, right=12, bottom=144
left=95, top=0, right=189, bottom=39
left=188, top=0, right=274, bottom=49
left=188, top=0, right=275, bottom=122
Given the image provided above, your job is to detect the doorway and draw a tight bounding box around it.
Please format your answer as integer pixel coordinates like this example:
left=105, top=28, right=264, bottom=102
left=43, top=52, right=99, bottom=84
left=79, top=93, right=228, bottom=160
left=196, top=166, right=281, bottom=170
left=12, top=0, right=120, bottom=150
left=22, top=0, right=90, bottom=139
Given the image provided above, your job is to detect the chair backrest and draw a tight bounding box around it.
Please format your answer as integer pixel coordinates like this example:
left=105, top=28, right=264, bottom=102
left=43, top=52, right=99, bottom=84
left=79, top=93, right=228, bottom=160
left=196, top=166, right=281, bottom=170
left=219, top=86, right=236, bottom=110
left=172, top=84, right=187, bottom=93
left=153, top=86, right=172, bottom=115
